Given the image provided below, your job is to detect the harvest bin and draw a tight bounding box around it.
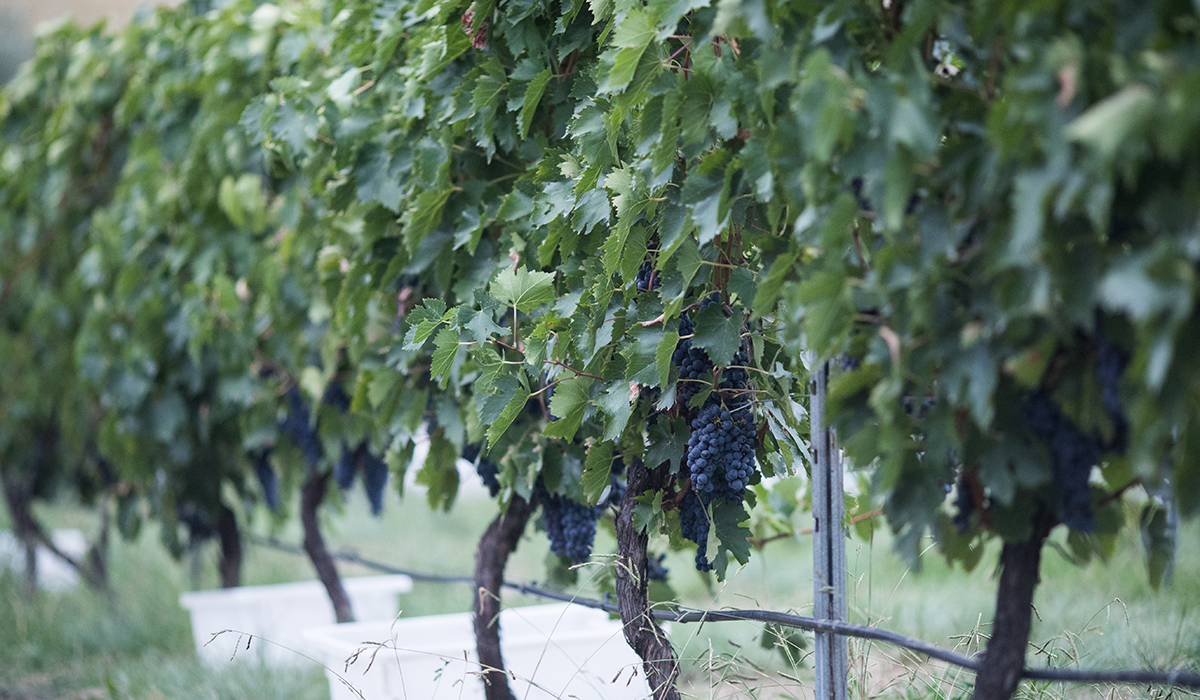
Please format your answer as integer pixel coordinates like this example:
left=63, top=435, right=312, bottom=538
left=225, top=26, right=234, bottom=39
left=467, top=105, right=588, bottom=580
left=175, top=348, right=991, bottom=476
left=179, top=575, right=413, bottom=667
left=303, top=602, right=657, bottom=700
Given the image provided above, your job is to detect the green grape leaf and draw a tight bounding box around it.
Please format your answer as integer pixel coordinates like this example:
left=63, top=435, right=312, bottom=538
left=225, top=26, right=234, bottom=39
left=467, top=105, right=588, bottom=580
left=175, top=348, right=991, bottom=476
left=386, top=440, right=416, bottom=499
left=478, top=375, right=520, bottom=424
left=597, top=380, right=633, bottom=441
left=623, top=328, right=662, bottom=386
left=656, top=331, right=680, bottom=389
left=543, top=377, right=592, bottom=441
left=1140, top=501, right=1176, bottom=589
left=582, top=441, right=614, bottom=505
left=430, top=327, right=460, bottom=387
left=490, top=267, right=557, bottom=312
left=751, top=250, right=796, bottom=318
left=487, top=384, right=532, bottom=449
left=713, top=499, right=752, bottom=569
left=645, top=415, right=687, bottom=473
left=418, top=433, right=460, bottom=511
left=519, top=68, right=553, bottom=138
left=692, top=304, right=742, bottom=368
left=404, top=299, right=450, bottom=349
left=675, top=237, right=703, bottom=289
left=459, top=307, right=506, bottom=345
left=402, top=188, right=453, bottom=253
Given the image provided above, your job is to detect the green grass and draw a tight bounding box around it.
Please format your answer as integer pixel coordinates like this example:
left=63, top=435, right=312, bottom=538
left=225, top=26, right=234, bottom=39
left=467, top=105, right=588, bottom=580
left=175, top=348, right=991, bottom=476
left=2, top=487, right=1198, bottom=700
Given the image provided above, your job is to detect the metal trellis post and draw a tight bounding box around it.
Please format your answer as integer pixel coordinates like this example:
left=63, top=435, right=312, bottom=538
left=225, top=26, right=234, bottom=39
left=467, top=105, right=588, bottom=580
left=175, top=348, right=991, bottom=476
left=812, top=360, right=847, bottom=700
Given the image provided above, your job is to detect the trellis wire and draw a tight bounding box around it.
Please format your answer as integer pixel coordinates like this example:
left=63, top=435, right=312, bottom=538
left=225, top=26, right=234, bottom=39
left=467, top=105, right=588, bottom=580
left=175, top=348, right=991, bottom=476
left=247, top=535, right=1200, bottom=691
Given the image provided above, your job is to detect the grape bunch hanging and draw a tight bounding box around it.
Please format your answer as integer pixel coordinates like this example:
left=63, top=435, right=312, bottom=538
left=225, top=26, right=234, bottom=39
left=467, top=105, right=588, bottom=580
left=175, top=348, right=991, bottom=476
left=687, top=404, right=756, bottom=504
left=678, top=489, right=713, bottom=572
left=961, top=325, right=1129, bottom=533
left=672, top=293, right=722, bottom=406
left=281, top=383, right=390, bottom=515
left=668, top=290, right=761, bottom=571
left=540, top=487, right=602, bottom=563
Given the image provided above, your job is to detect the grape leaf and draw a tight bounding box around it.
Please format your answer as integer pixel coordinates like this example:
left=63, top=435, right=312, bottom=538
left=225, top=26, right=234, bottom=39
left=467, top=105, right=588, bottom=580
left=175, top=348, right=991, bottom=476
left=490, top=266, right=557, bottom=312
left=458, top=307, right=506, bottom=345
left=656, top=331, right=680, bottom=389
left=713, top=499, right=752, bottom=569
left=582, top=441, right=614, bottom=505
left=487, top=384, right=532, bottom=449
left=430, top=327, right=460, bottom=387
left=543, top=377, right=592, bottom=441
left=692, top=304, right=742, bottom=368
left=597, top=380, right=632, bottom=441
left=403, top=299, right=450, bottom=349
left=418, top=433, right=460, bottom=511
left=519, top=68, right=552, bottom=138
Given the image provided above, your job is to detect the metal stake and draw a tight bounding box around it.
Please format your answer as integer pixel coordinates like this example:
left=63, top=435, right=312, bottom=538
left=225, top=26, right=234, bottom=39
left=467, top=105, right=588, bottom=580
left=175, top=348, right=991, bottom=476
left=812, top=360, right=847, bottom=700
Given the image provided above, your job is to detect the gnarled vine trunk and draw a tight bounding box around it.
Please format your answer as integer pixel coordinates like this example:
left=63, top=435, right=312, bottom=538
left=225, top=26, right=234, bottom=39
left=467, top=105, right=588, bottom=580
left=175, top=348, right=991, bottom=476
left=22, top=538, right=37, bottom=597
left=973, top=513, right=1054, bottom=700
left=301, top=471, right=354, bottom=623
left=615, top=458, right=679, bottom=700
left=473, top=494, right=535, bottom=700
left=1, top=455, right=107, bottom=592
left=216, top=505, right=243, bottom=589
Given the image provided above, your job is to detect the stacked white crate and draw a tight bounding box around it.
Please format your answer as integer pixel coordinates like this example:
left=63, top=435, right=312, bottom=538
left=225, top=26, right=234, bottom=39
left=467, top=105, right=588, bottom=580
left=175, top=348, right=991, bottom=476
left=304, top=602, right=657, bottom=700
left=179, top=574, right=413, bottom=667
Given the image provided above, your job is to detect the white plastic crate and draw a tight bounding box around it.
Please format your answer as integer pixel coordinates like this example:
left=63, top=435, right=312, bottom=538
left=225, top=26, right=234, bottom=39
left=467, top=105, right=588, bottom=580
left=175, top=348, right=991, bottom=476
left=179, top=574, right=413, bottom=667
left=304, top=602, right=659, bottom=700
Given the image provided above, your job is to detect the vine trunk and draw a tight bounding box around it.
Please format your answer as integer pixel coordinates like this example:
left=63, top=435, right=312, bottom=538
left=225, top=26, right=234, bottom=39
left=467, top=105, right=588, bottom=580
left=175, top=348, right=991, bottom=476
left=473, top=494, right=535, bottom=700
left=301, top=471, right=355, bottom=623
left=216, top=504, right=243, bottom=588
left=615, top=458, right=680, bottom=700
left=1, top=447, right=107, bottom=592
left=972, top=512, right=1053, bottom=700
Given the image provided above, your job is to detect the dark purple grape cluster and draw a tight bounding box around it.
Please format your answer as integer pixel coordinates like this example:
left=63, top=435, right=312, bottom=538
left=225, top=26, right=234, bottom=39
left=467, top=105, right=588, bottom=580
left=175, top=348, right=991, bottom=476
left=463, top=443, right=501, bottom=497
left=678, top=312, right=695, bottom=339
left=1020, top=390, right=1100, bottom=532
left=361, top=448, right=388, bottom=515
left=687, top=403, right=757, bottom=504
left=1095, top=325, right=1129, bottom=452
left=541, top=492, right=600, bottom=563
left=646, top=552, right=669, bottom=581
left=333, top=441, right=389, bottom=514
left=281, top=386, right=323, bottom=467
left=674, top=346, right=714, bottom=405
left=323, top=381, right=352, bottom=412
left=718, top=349, right=750, bottom=391
left=635, top=261, right=661, bottom=292
left=334, top=445, right=357, bottom=490
left=672, top=293, right=728, bottom=406
left=678, top=490, right=712, bottom=572
left=252, top=449, right=280, bottom=510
